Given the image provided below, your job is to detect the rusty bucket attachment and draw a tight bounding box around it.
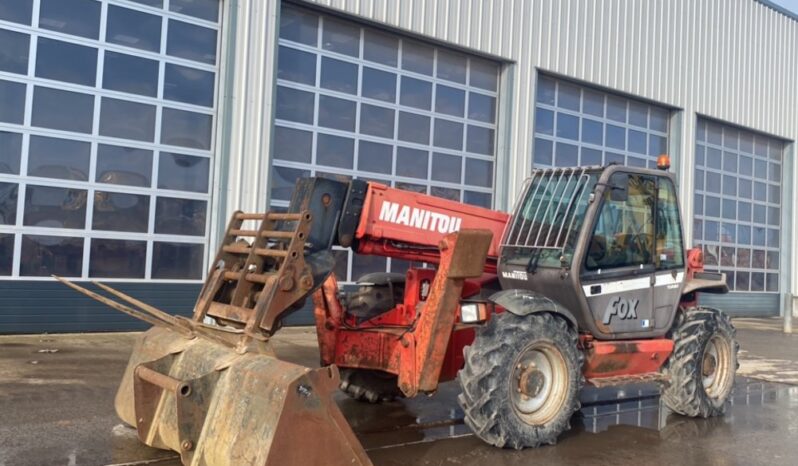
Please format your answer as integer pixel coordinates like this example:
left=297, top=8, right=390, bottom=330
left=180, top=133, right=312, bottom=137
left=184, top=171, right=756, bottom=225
left=55, top=208, right=372, bottom=466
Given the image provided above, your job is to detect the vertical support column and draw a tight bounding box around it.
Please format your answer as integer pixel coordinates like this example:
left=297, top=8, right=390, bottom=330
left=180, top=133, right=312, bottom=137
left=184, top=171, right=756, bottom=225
left=674, top=109, right=693, bottom=247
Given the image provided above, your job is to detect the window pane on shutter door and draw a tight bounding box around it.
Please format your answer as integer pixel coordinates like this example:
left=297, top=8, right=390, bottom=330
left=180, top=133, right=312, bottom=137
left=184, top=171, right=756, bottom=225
left=468, top=93, right=496, bottom=123
left=431, top=153, right=461, bottom=183
left=431, top=186, right=460, bottom=202
left=401, top=40, right=434, bottom=75
left=275, top=86, right=315, bottom=124
left=0, top=131, right=22, bottom=175
left=533, top=138, right=553, bottom=166
left=469, top=58, right=498, bottom=91
left=396, top=147, right=427, bottom=179
left=557, top=82, right=580, bottom=111
left=277, top=46, right=316, bottom=85
left=464, top=191, right=491, bottom=208
left=92, top=192, right=150, bottom=233
left=23, top=185, right=86, bottom=229
left=0, top=182, right=17, bottom=225
left=0, top=29, right=29, bottom=75
left=322, top=17, right=359, bottom=57
left=433, top=119, right=463, bottom=150
left=318, top=95, right=356, bottom=132
left=158, top=153, right=210, bottom=193
left=0, top=234, right=12, bottom=275
left=357, top=141, right=392, bottom=174
left=106, top=5, right=162, bottom=52
left=152, top=242, right=204, bottom=279
left=273, top=126, right=312, bottom=163
left=436, top=50, right=466, bottom=84
left=90, top=239, right=146, bottom=278
left=362, top=67, right=396, bottom=103
left=280, top=5, right=318, bottom=46
left=363, top=30, right=398, bottom=67
left=100, top=98, right=156, bottom=142
left=27, top=136, right=90, bottom=181
left=556, top=113, right=579, bottom=140
left=400, top=76, right=432, bottom=110
left=154, top=197, right=206, bottom=236
left=96, top=144, right=152, bottom=187
left=320, top=57, right=358, bottom=94
left=316, top=134, right=354, bottom=169
left=270, top=166, right=309, bottom=201
left=359, top=104, right=394, bottom=139
left=160, top=108, right=213, bottom=149
left=466, top=158, right=493, bottom=188
left=36, top=38, right=97, bottom=86
left=466, top=125, right=494, bottom=155
left=39, top=0, right=101, bottom=39
left=167, top=20, right=217, bottom=65
left=164, top=64, right=215, bottom=107
left=170, top=0, right=219, bottom=22
left=0, top=0, right=33, bottom=25
left=435, top=85, right=465, bottom=117
left=397, top=112, right=430, bottom=145
left=103, top=52, right=159, bottom=97
left=0, top=80, right=26, bottom=125
left=129, top=0, right=163, bottom=6
left=32, top=86, right=94, bottom=133
left=20, top=235, right=83, bottom=277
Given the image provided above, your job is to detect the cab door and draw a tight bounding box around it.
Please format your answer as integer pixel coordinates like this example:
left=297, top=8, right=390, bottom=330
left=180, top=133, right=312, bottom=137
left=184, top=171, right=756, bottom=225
left=580, top=172, right=657, bottom=336
left=652, top=177, right=687, bottom=330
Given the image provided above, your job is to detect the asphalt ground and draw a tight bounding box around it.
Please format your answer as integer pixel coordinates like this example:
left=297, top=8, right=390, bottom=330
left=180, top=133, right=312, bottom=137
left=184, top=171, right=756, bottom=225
left=0, top=318, right=796, bottom=466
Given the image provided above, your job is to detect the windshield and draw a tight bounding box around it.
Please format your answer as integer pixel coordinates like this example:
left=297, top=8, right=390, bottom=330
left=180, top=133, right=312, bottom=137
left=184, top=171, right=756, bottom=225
left=502, top=168, right=599, bottom=269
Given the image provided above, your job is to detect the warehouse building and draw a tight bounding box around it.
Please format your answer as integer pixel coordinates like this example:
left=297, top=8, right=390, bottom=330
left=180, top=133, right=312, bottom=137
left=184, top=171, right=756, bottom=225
left=0, top=0, right=795, bottom=332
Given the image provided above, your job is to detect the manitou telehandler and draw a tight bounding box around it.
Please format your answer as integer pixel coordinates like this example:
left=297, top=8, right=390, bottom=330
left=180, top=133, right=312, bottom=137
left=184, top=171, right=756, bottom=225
left=59, top=159, right=738, bottom=466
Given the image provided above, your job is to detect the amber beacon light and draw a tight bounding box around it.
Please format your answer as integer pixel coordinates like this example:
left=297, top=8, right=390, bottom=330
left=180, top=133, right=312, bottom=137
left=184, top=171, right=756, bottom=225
left=656, top=154, right=671, bottom=170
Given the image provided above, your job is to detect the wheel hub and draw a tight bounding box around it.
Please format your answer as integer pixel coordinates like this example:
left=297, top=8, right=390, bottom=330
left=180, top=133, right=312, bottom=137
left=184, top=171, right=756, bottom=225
left=519, top=366, right=546, bottom=398
left=702, top=352, right=717, bottom=378
left=509, top=342, right=569, bottom=425
left=701, top=334, right=733, bottom=399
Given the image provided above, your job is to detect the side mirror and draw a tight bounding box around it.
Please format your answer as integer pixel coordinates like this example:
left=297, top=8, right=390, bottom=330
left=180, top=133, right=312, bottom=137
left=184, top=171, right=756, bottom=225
left=609, top=173, right=629, bottom=202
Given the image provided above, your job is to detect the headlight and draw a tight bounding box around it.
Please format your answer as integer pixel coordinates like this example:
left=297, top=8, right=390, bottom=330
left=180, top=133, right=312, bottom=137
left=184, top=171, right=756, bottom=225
left=460, top=303, right=481, bottom=323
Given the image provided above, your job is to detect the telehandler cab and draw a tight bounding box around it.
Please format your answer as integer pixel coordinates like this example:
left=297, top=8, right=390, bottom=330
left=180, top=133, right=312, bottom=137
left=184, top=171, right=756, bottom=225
left=59, top=160, right=737, bottom=465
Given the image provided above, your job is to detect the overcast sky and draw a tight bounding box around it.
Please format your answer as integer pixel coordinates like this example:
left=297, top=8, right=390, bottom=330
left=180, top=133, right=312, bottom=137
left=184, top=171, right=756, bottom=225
left=769, top=0, right=798, bottom=14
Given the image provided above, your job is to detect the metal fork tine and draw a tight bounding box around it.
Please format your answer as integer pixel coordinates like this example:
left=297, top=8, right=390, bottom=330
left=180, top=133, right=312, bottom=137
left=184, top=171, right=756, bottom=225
left=92, top=281, right=192, bottom=333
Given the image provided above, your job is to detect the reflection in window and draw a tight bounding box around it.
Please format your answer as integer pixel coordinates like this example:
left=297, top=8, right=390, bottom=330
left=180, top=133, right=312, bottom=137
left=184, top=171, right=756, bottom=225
left=0, top=233, right=12, bottom=275
left=152, top=242, right=204, bottom=279
left=158, top=153, right=210, bottom=193
left=32, top=86, right=94, bottom=133
left=39, top=0, right=101, bottom=39
left=0, top=182, right=18, bottom=225
left=92, top=191, right=150, bottom=233
left=103, top=52, right=159, bottom=97
left=23, top=185, right=86, bottom=229
left=170, top=0, right=219, bottom=22
left=0, top=79, right=26, bottom=124
left=0, top=29, right=29, bottom=75
left=270, top=166, right=309, bottom=201
left=586, top=173, right=655, bottom=270
left=20, top=235, right=83, bottom=277
left=160, top=108, right=213, bottom=149
left=96, top=145, right=152, bottom=187
left=90, top=239, right=146, bottom=278
left=106, top=5, right=162, bottom=52
left=154, top=197, right=207, bottom=236
left=27, top=136, right=90, bottom=181
left=167, top=20, right=217, bottom=65
left=0, top=131, right=22, bottom=174
left=100, top=97, right=157, bottom=142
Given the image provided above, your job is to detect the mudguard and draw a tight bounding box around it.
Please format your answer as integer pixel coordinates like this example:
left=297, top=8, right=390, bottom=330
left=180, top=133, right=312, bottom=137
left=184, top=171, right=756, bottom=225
left=489, top=289, right=578, bottom=328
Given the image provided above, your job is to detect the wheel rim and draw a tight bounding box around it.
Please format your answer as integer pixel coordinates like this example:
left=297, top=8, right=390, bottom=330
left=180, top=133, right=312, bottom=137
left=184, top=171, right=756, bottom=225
left=701, top=334, right=733, bottom=399
left=510, top=342, right=569, bottom=425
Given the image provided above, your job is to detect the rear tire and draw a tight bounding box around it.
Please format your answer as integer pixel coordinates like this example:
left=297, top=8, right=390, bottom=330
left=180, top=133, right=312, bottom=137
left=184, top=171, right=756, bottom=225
left=457, top=312, right=583, bottom=449
left=339, top=369, right=403, bottom=403
left=661, top=307, right=739, bottom=417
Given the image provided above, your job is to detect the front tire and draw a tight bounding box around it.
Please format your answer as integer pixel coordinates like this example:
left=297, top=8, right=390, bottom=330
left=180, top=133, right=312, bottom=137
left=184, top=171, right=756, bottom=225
left=457, top=312, right=583, bottom=449
left=661, top=307, right=739, bottom=417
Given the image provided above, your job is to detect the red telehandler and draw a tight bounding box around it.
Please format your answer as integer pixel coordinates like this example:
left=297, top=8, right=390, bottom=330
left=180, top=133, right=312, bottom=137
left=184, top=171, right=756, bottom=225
left=59, top=161, right=737, bottom=466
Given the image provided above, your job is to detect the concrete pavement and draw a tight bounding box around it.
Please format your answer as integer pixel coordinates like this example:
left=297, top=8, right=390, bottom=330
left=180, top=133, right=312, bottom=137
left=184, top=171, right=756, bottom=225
left=0, top=319, right=796, bottom=466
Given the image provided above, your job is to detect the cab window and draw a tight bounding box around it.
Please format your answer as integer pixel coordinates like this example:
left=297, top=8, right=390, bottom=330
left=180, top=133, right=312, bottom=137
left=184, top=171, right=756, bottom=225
left=656, top=178, right=685, bottom=269
left=586, top=173, right=655, bottom=270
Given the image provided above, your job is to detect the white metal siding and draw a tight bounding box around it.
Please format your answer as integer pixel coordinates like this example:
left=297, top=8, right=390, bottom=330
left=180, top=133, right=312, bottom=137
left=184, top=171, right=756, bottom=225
left=218, top=0, right=798, bottom=314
